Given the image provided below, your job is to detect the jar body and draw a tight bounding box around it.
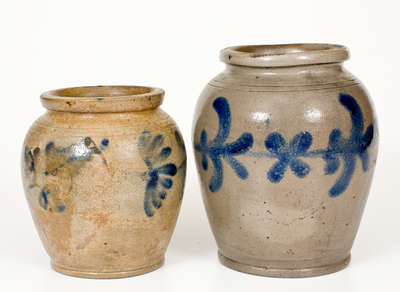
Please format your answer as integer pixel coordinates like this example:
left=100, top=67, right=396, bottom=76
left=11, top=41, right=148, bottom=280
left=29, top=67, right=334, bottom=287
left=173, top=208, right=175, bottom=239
left=22, top=107, right=186, bottom=278
left=193, top=63, right=378, bottom=277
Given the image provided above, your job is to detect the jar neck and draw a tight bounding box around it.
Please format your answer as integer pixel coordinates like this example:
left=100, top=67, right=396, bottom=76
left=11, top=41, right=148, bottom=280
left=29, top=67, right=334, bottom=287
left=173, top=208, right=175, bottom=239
left=225, top=62, right=344, bottom=77
left=215, top=63, right=356, bottom=87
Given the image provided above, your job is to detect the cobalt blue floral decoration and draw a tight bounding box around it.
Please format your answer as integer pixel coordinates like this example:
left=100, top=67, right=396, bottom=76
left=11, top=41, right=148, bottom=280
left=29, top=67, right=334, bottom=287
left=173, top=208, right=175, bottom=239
left=323, top=93, right=374, bottom=197
left=195, top=97, right=253, bottom=192
left=138, top=131, right=178, bottom=217
left=196, top=94, right=374, bottom=198
left=265, top=131, right=312, bottom=183
left=23, top=137, right=111, bottom=213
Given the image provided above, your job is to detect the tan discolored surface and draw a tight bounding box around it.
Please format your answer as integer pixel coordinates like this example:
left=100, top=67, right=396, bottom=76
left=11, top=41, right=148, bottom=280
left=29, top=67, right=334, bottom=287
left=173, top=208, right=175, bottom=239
left=22, top=86, right=186, bottom=278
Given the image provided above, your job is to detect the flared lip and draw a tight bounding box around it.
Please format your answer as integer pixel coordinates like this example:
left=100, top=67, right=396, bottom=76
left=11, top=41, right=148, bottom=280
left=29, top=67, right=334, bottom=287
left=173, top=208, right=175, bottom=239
left=40, top=85, right=164, bottom=113
left=220, top=43, right=349, bottom=67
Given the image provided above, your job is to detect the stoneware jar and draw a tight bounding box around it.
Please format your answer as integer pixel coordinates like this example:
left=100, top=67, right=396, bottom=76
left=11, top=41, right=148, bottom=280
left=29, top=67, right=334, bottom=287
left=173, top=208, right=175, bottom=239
left=193, top=44, right=378, bottom=277
left=21, top=86, right=186, bottom=278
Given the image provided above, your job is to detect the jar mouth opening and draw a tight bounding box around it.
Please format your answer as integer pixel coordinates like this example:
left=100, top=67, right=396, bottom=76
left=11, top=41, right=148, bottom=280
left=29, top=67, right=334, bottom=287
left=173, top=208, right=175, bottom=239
left=220, top=43, right=349, bottom=68
left=41, top=85, right=164, bottom=113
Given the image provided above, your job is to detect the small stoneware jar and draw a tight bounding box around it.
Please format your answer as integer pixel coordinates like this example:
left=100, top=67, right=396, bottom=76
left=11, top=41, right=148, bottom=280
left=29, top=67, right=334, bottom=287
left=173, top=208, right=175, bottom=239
left=193, top=44, right=378, bottom=277
left=21, top=86, right=186, bottom=278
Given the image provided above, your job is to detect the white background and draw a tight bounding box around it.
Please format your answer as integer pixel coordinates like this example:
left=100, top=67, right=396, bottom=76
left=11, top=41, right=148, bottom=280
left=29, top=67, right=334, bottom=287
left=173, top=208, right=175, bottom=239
left=1, top=0, right=399, bottom=291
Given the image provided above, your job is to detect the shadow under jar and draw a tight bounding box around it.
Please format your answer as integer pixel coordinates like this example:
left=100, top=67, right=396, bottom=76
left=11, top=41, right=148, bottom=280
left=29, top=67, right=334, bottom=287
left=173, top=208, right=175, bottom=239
left=193, top=44, right=378, bottom=277
left=21, top=86, right=186, bottom=278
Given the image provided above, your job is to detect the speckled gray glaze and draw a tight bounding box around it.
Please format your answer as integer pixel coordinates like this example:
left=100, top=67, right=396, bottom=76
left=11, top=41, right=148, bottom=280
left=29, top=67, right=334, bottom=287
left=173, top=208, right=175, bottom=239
left=193, top=44, right=378, bottom=277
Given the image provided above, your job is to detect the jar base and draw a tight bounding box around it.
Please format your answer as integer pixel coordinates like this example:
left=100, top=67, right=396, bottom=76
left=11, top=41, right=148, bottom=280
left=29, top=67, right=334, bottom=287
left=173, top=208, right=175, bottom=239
left=51, top=258, right=164, bottom=279
left=218, top=252, right=350, bottom=278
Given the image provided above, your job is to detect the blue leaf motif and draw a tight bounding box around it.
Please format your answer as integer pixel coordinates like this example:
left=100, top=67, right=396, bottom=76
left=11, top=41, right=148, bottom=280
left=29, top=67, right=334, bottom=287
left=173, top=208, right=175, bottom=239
left=39, top=189, right=50, bottom=210
left=290, top=159, right=310, bottom=178
left=209, top=155, right=224, bottom=192
left=268, top=160, right=288, bottom=183
left=38, top=188, right=65, bottom=213
left=225, top=156, right=249, bottom=179
left=195, top=97, right=254, bottom=192
left=265, top=132, right=286, bottom=154
left=289, top=131, right=312, bottom=155
left=159, top=147, right=172, bottom=161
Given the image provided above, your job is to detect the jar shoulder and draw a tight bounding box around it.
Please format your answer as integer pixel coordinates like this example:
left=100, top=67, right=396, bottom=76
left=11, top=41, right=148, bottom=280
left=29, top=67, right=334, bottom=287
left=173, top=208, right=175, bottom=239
left=208, top=64, right=361, bottom=92
left=25, top=109, right=180, bottom=141
left=23, top=109, right=186, bottom=168
left=193, top=81, right=377, bottom=148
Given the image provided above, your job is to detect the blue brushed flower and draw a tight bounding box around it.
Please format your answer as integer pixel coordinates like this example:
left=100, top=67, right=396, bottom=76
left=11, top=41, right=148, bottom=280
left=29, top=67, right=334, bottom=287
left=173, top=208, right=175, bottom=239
left=265, top=131, right=312, bottom=183
left=138, top=131, right=177, bottom=217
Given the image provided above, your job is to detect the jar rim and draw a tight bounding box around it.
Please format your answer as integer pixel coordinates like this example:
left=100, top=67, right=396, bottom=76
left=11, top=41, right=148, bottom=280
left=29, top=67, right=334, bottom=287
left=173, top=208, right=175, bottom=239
left=40, top=85, right=164, bottom=113
left=220, top=43, right=349, bottom=68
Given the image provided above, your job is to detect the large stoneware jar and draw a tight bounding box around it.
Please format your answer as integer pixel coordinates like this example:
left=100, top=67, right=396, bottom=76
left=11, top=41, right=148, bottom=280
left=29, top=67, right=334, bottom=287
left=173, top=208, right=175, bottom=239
left=21, top=86, right=186, bottom=278
left=193, top=44, right=378, bottom=277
